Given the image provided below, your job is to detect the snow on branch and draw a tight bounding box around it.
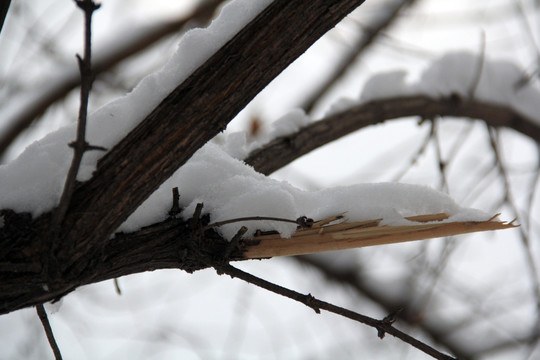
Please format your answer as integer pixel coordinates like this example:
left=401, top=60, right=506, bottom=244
left=246, top=52, right=540, bottom=175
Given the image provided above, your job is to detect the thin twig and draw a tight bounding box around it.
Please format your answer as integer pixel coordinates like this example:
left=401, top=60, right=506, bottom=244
left=295, top=255, right=473, bottom=359
left=513, top=2, right=540, bottom=89
left=36, top=304, right=63, bottom=360
left=432, top=120, right=450, bottom=193
left=487, top=125, right=540, bottom=341
left=53, top=0, right=103, bottom=230
left=216, top=263, right=456, bottom=360
left=205, top=216, right=299, bottom=229
left=468, top=30, right=486, bottom=99
left=393, top=120, right=434, bottom=182
left=301, top=0, right=418, bottom=114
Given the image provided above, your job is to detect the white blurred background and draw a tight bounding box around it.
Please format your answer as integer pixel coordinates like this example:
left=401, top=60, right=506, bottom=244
left=1, top=0, right=539, bottom=359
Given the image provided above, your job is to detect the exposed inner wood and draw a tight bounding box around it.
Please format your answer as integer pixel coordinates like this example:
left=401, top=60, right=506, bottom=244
left=243, top=213, right=515, bottom=259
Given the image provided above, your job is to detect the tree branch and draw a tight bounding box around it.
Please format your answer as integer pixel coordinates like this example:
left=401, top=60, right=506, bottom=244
left=59, top=0, right=366, bottom=277
left=0, top=94, right=530, bottom=315
left=36, top=304, right=63, bottom=360
left=217, top=263, right=457, bottom=360
left=294, top=255, right=473, bottom=359
left=53, top=0, right=102, bottom=231
left=245, top=95, right=540, bottom=175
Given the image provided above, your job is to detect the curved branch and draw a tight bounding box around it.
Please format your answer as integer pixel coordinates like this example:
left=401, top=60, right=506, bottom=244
left=245, top=95, right=540, bottom=175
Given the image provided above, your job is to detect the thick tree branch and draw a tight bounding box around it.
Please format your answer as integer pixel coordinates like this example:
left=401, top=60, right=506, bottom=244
left=60, top=0, right=366, bottom=276
left=1, top=1, right=368, bottom=314
left=0, top=94, right=530, bottom=315
left=245, top=95, right=540, bottom=175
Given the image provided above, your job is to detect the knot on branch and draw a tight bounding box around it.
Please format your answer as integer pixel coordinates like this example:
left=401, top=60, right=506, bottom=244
left=305, top=293, right=321, bottom=314
left=182, top=203, right=244, bottom=273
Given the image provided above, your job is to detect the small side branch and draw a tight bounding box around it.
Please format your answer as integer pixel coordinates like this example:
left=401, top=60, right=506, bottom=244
left=36, top=304, right=63, bottom=360
left=217, top=264, right=456, bottom=360
left=53, top=0, right=103, bottom=229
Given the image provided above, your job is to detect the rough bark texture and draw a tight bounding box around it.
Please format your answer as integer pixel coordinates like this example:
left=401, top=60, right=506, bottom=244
left=1, top=92, right=533, bottom=315
left=0, top=0, right=365, bottom=315
left=61, top=0, right=366, bottom=276
left=1, top=0, right=537, bottom=321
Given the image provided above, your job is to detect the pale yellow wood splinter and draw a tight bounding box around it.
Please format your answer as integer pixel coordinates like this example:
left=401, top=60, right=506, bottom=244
left=242, top=213, right=517, bottom=259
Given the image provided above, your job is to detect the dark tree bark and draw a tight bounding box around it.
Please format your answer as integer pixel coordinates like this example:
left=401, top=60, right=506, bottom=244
left=0, top=0, right=366, bottom=315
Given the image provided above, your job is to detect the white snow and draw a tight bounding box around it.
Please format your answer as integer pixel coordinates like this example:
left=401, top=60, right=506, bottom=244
left=0, top=16, right=503, bottom=240
left=268, top=109, right=311, bottom=139
left=0, top=0, right=272, bottom=216
left=118, top=142, right=489, bottom=240
left=358, top=51, right=540, bottom=123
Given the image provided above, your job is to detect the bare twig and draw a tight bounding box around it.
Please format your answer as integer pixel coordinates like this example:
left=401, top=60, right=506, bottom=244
left=217, top=263, right=457, bottom=360
left=53, top=0, right=103, bottom=230
left=294, top=255, right=474, bottom=359
left=393, top=120, right=434, bottom=181
left=487, top=125, right=540, bottom=343
left=205, top=216, right=301, bottom=229
left=432, top=120, right=450, bottom=192
left=36, top=304, right=63, bottom=360
left=513, top=2, right=540, bottom=89
left=468, top=31, right=486, bottom=99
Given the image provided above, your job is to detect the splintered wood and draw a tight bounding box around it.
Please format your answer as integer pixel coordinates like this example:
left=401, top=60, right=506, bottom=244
left=242, top=213, right=516, bottom=259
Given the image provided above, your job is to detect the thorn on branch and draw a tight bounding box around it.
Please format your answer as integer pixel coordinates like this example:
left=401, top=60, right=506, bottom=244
left=306, top=293, right=321, bottom=314
left=377, top=307, right=404, bottom=339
